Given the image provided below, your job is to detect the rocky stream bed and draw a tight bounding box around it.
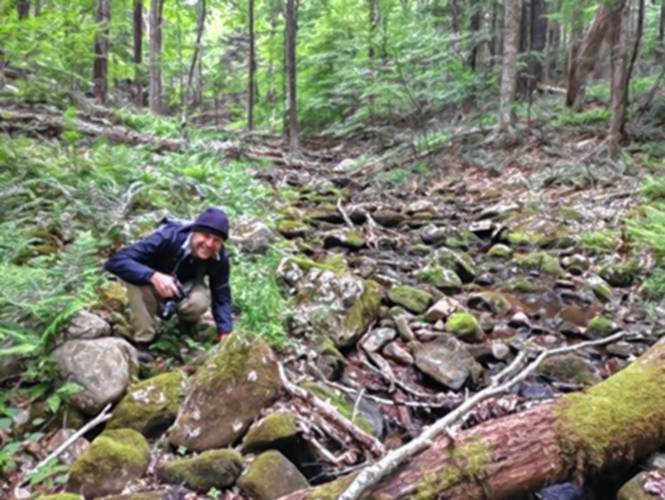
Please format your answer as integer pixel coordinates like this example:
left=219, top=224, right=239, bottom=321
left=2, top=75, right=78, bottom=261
left=5, top=133, right=665, bottom=499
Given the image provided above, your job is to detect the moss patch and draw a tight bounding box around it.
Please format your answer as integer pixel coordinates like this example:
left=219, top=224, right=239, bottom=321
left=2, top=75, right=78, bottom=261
left=67, top=428, right=150, bottom=496
left=241, top=412, right=299, bottom=453
left=415, top=438, right=491, bottom=498
left=301, top=382, right=374, bottom=435
left=158, top=449, right=243, bottom=492
left=488, top=244, right=512, bottom=258
left=387, top=285, right=433, bottom=314
left=445, top=312, right=482, bottom=342
left=556, top=357, right=665, bottom=470
left=341, top=279, right=383, bottom=343
left=586, top=315, right=616, bottom=338
left=107, top=371, right=186, bottom=437
left=515, top=252, right=564, bottom=276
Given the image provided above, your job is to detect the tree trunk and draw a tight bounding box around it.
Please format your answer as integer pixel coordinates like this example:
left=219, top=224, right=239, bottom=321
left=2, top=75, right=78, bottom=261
left=625, top=0, right=644, bottom=106
left=17, top=0, right=30, bottom=19
left=285, top=0, right=298, bottom=150
left=448, top=0, right=460, bottom=34
left=186, top=0, right=206, bottom=110
left=528, top=0, right=547, bottom=89
left=660, top=0, right=665, bottom=62
left=544, top=1, right=560, bottom=85
left=367, top=0, right=380, bottom=59
left=565, top=1, right=626, bottom=108
left=247, top=0, right=255, bottom=130
left=283, top=336, right=665, bottom=499
left=467, top=0, right=481, bottom=71
left=497, top=0, right=521, bottom=135
left=93, top=0, right=111, bottom=105
left=133, top=0, right=143, bottom=107
left=608, top=1, right=630, bottom=158
left=149, top=0, right=164, bottom=114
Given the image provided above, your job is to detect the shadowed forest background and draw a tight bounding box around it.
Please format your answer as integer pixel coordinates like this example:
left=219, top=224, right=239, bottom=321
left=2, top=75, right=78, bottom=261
left=1, top=0, right=665, bottom=498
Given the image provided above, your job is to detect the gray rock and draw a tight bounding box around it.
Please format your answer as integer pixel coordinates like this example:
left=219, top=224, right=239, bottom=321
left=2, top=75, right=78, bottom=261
left=65, top=310, right=111, bottom=340
left=420, top=224, right=448, bottom=245
left=158, top=449, right=244, bottom=492
left=52, top=337, right=139, bottom=415
left=360, top=327, right=397, bottom=352
left=382, top=342, right=414, bottom=365
left=412, top=336, right=483, bottom=390
left=491, top=341, right=511, bottom=361
left=424, top=297, right=463, bottom=323
left=393, top=314, right=416, bottom=342
left=617, top=469, right=665, bottom=500
left=232, top=220, right=277, bottom=254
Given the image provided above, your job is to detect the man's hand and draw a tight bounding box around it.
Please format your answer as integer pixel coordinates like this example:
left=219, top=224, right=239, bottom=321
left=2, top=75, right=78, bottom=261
left=149, top=272, right=180, bottom=298
left=219, top=332, right=231, bottom=342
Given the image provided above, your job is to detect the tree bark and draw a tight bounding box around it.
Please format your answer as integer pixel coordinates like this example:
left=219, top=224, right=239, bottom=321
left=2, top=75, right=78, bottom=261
left=133, top=0, right=143, bottom=107
left=93, top=0, right=111, bottom=105
left=17, top=0, right=30, bottom=19
left=282, top=336, right=665, bottom=499
left=285, top=0, right=298, bottom=150
left=565, top=1, right=626, bottom=108
left=625, top=0, right=644, bottom=106
left=467, top=0, right=481, bottom=71
left=498, top=0, right=521, bottom=135
left=247, top=0, right=256, bottom=130
left=367, top=0, right=380, bottom=59
left=608, top=1, right=630, bottom=158
left=149, top=0, right=164, bottom=114
left=186, top=0, right=206, bottom=110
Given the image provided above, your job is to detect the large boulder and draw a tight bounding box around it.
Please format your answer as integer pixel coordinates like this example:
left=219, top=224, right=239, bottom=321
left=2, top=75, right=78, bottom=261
left=237, top=450, right=309, bottom=500
left=280, top=257, right=382, bottom=347
left=241, top=412, right=299, bottom=453
left=412, top=336, right=483, bottom=390
left=51, top=338, right=138, bottom=415
left=107, top=371, right=186, bottom=438
left=387, top=285, right=433, bottom=314
left=158, top=449, right=244, bottom=492
left=67, top=429, right=150, bottom=497
left=168, top=335, right=281, bottom=451
left=617, top=469, right=665, bottom=500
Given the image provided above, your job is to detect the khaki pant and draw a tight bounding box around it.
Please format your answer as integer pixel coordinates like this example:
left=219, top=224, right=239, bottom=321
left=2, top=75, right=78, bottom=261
left=125, top=281, right=211, bottom=343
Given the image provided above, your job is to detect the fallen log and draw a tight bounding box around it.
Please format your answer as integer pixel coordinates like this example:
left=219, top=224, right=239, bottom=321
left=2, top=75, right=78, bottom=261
left=282, top=336, right=665, bottom=499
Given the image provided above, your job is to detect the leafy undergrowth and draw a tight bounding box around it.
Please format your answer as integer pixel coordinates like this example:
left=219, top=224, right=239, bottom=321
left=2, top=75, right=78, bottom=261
left=0, top=130, right=291, bottom=485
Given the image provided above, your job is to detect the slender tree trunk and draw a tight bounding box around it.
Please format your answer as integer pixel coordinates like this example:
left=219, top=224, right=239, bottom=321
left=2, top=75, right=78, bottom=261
left=566, top=2, right=626, bottom=108
left=528, top=0, right=547, bottom=89
left=498, top=0, right=521, bottom=135
left=285, top=0, right=298, bottom=150
left=93, top=0, right=111, bottom=105
left=449, top=0, right=460, bottom=33
left=625, top=0, right=644, bottom=106
left=516, top=0, right=531, bottom=97
left=467, top=0, right=481, bottom=71
left=187, top=0, right=206, bottom=110
left=149, top=0, right=164, bottom=114
left=544, top=1, right=560, bottom=85
left=608, top=1, right=630, bottom=158
left=133, top=0, right=143, bottom=107
left=284, top=336, right=665, bottom=499
left=660, top=0, right=665, bottom=63
left=247, top=0, right=256, bottom=130
left=368, top=0, right=380, bottom=59
left=17, top=0, right=30, bottom=19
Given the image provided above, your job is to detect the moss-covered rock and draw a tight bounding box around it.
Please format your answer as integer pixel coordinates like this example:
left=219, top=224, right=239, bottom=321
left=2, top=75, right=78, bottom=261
left=237, top=450, right=309, bottom=500
left=323, top=229, right=365, bottom=250
left=107, top=371, right=186, bottom=438
left=587, top=275, right=613, bottom=302
left=241, top=412, right=299, bottom=453
left=387, top=285, right=433, bottom=314
left=416, top=265, right=462, bottom=291
left=586, top=315, right=617, bottom=339
left=515, top=252, right=564, bottom=276
left=158, top=449, right=243, bottom=492
left=487, top=244, right=512, bottom=259
left=467, top=292, right=512, bottom=316
left=539, top=355, right=601, bottom=386
left=445, top=312, right=485, bottom=343
left=277, top=219, right=310, bottom=239
left=434, top=248, right=476, bottom=283
left=167, top=335, right=280, bottom=451
left=598, top=259, right=638, bottom=287
left=67, top=428, right=150, bottom=497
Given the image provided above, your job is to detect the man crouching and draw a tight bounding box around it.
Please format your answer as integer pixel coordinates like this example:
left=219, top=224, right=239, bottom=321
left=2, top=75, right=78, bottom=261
left=105, top=207, right=232, bottom=343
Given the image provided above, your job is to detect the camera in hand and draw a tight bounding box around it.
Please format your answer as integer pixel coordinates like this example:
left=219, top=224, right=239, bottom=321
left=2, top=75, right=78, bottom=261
left=158, top=282, right=187, bottom=320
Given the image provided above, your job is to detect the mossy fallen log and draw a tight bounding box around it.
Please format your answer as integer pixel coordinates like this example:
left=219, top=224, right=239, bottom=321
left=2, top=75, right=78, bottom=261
left=282, top=337, right=665, bottom=499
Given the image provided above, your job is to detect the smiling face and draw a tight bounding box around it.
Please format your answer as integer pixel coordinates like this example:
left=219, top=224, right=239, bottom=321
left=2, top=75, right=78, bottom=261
left=191, top=230, right=224, bottom=260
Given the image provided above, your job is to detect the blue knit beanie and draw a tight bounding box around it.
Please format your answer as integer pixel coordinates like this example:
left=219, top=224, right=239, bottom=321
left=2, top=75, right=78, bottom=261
left=191, top=207, right=230, bottom=240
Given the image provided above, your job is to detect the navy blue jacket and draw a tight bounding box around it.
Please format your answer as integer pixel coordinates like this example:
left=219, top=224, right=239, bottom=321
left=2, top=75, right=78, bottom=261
left=104, top=220, right=232, bottom=333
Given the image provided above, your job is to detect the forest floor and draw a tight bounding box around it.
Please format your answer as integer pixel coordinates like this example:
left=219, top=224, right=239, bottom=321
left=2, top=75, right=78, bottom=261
left=1, top=98, right=665, bottom=498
